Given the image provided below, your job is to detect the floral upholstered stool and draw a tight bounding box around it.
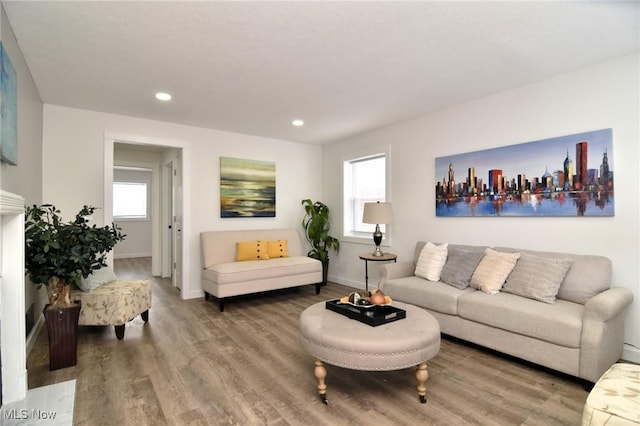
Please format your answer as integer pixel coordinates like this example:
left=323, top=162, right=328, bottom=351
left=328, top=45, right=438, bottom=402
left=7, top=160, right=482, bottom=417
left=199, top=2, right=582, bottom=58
left=70, top=279, right=151, bottom=339
left=582, top=362, right=640, bottom=425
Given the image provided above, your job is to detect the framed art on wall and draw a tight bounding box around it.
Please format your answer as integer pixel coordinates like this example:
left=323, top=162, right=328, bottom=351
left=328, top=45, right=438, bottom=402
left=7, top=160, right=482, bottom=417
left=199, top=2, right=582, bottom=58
left=435, top=128, right=614, bottom=217
left=220, top=156, right=276, bottom=218
left=0, top=42, right=17, bottom=165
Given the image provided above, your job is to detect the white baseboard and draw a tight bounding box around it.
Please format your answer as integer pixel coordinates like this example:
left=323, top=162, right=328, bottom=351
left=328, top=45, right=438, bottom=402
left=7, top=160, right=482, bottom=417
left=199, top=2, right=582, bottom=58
left=622, top=344, right=640, bottom=364
left=327, top=275, right=362, bottom=290
left=25, top=315, right=44, bottom=356
left=114, top=252, right=152, bottom=259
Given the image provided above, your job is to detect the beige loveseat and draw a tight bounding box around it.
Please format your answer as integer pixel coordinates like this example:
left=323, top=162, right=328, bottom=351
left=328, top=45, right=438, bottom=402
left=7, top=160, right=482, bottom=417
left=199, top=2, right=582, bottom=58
left=379, top=241, right=634, bottom=383
left=200, top=228, right=323, bottom=311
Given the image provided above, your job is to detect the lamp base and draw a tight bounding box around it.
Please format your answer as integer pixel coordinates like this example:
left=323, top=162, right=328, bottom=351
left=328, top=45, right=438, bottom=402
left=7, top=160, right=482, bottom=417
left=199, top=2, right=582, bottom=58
left=372, top=226, right=384, bottom=256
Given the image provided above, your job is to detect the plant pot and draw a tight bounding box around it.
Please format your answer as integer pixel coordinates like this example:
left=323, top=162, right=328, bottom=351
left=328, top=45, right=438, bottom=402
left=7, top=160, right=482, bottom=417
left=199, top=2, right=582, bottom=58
left=43, top=301, right=81, bottom=371
left=321, top=259, right=329, bottom=286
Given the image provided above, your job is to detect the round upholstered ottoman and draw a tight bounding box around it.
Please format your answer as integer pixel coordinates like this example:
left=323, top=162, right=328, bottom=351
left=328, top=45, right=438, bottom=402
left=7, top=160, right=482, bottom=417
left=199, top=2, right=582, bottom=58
left=298, top=300, right=440, bottom=404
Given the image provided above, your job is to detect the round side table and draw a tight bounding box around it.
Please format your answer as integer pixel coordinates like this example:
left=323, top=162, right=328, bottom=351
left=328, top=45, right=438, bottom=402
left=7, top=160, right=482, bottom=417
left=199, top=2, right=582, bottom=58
left=359, top=252, right=397, bottom=290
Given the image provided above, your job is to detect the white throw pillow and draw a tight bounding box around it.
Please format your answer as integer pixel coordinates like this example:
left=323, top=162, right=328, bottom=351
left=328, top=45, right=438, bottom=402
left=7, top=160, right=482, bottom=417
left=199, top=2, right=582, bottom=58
left=470, top=248, right=520, bottom=294
left=414, top=242, right=448, bottom=281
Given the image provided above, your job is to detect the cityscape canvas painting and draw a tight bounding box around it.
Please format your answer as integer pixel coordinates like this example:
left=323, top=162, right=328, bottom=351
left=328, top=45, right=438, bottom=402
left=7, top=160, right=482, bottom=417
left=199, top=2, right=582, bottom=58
left=220, top=156, right=276, bottom=218
left=435, top=129, right=614, bottom=217
left=0, top=42, right=17, bottom=165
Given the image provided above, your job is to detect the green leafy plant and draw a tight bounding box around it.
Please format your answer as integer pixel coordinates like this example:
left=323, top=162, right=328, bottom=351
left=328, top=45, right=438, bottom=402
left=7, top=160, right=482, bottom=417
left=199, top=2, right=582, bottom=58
left=25, top=204, right=126, bottom=308
left=301, top=199, right=340, bottom=262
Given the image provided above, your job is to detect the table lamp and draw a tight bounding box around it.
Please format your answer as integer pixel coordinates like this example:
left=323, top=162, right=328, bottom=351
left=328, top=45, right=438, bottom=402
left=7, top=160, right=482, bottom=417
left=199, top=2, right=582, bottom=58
left=362, top=201, right=393, bottom=256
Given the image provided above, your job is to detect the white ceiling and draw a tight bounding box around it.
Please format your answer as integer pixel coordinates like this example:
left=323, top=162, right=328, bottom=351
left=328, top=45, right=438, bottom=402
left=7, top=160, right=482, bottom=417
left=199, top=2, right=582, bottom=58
left=3, top=1, right=638, bottom=145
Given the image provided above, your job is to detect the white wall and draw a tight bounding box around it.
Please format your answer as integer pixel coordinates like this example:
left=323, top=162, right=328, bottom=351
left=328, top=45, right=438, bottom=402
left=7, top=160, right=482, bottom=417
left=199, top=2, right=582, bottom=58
left=42, top=105, right=323, bottom=299
left=323, top=53, right=640, bottom=361
left=0, top=6, right=43, bottom=203
left=0, top=5, right=45, bottom=358
left=0, top=5, right=43, bottom=403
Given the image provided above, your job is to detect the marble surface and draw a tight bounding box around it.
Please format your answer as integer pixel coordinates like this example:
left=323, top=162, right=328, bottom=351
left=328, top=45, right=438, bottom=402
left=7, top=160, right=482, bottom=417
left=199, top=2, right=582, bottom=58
left=0, top=380, right=75, bottom=425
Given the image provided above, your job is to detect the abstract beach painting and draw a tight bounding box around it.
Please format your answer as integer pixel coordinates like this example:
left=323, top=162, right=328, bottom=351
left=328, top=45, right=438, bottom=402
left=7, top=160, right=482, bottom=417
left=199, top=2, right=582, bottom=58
left=0, top=42, right=17, bottom=165
left=220, top=157, right=276, bottom=218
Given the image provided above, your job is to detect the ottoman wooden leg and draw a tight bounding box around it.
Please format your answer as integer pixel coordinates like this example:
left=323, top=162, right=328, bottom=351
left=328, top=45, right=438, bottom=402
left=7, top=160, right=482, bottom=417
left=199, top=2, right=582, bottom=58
left=141, top=310, right=149, bottom=322
left=416, top=361, right=429, bottom=403
left=115, top=325, right=125, bottom=340
left=314, top=359, right=328, bottom=404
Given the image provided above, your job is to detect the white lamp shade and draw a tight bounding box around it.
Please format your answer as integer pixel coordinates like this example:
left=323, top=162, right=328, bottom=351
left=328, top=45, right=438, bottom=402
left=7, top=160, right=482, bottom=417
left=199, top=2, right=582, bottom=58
left=362, top=202, right=393, bottom=224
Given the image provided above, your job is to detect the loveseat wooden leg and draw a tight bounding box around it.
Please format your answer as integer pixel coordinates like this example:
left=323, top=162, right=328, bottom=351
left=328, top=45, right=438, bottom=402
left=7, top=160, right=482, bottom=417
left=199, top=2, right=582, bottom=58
left=204, top=291, right=210, bottom=301
left=219, top=300, right=225, bottom=312
left=115, top=324, right=125, bottom=340
left=315, top=283, right=321, bottom=295
left=141, top=310, right=149, bottom=322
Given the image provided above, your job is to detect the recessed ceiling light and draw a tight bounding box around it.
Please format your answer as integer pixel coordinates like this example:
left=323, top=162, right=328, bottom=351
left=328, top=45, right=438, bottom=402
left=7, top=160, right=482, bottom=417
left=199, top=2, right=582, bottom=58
left=292, top=119, right=304, bottom=126
left=155, top=92, right=172, bottom=101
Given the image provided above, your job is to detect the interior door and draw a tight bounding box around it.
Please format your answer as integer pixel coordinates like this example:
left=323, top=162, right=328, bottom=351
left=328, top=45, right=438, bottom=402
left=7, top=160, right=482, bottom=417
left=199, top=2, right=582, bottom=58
left=171, top=155, right=183, bottom=289
left=162, top=161, right=173, bottom=278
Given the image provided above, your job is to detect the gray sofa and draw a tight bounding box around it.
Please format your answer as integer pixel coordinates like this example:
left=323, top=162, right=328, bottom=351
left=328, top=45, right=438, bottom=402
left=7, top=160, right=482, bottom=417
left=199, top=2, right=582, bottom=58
left=379, top=241, right=634, bottom=383
left=200, top=228, right=322, bottom=311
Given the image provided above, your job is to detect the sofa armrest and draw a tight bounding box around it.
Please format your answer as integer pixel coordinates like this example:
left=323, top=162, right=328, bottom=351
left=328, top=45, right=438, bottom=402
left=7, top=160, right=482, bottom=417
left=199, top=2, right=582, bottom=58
left=583, top=287, right=633, bottom=322
left=579, top=286, right=634, bottom=382
left=379, top=261, right=415, bottom=290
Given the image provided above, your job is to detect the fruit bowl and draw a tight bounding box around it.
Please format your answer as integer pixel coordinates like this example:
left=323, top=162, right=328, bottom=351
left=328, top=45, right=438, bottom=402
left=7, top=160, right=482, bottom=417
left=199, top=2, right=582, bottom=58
left=338, top=289, right=393, bottom=307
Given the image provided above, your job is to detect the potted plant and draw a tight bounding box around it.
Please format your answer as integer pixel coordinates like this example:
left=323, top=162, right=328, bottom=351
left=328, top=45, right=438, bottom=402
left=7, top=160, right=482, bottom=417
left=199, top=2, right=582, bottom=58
left=301, top=199, right=340, bottom=285
left=24, top=204, right=125, bottom=369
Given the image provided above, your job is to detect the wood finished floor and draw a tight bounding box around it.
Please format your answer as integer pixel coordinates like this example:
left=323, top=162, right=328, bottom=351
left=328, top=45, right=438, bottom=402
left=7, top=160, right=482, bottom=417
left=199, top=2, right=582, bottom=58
left=27, top=257, right=588, bottom=425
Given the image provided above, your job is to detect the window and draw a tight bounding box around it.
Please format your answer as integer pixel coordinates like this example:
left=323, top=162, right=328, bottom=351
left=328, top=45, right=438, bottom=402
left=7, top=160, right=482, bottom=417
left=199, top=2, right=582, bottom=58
left=113, top=182, right=148, bottom=219
left=343, top=152, right=388, bottom=242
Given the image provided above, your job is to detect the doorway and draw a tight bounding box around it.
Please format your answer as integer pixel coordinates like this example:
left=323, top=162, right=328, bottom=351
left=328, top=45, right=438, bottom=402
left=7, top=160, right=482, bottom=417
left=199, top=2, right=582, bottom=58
left=104, top=134, right=190, bottom=299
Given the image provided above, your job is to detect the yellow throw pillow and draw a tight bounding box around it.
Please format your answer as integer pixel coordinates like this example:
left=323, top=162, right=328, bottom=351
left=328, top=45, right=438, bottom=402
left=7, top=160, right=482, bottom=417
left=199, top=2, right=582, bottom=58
left=268, top=240, right=289, bottom=258
left=236, top=241, right=269, bottom=261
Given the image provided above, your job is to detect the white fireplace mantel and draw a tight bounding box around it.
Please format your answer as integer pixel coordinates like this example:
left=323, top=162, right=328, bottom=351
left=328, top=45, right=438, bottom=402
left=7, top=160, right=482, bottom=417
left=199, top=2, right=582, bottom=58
left=0, top=190, right=27, bottom=404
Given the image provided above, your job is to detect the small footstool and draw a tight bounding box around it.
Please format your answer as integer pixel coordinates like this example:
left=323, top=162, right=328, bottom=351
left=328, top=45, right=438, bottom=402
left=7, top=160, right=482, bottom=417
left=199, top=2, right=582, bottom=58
left=582, top=362, right=640, bottom=425
left=298, top=300, right=440, bottom=404
left=70, top=280, right=151, bottom=339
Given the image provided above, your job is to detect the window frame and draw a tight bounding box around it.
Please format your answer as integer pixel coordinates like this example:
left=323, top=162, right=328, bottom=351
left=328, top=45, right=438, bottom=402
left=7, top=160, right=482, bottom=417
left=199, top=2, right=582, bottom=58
left=113, top=173, right=151, bottom=221
left=341, top=146, right=391, bottom=246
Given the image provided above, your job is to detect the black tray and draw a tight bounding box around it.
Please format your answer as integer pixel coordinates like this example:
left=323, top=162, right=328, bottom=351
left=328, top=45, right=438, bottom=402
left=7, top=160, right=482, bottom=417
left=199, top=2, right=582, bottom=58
left=325, top=299, right=406, bottom=327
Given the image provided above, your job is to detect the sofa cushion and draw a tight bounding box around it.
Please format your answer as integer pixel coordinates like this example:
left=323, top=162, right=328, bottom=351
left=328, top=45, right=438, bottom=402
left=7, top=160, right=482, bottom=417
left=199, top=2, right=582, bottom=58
left=470, top=248, right=520, bottom=294
left=440, top=246, right=486, bottom=290
left=458, top=290, right=583, bottom=347
left=382, top=276, right=474, bottom=315
left=502, top=252, right=573, bottom=304
left=267, top=240, right=289, bottom=258
left=236, top=241, right=269, bottom=261
left=203, top=256, right=320, bottom=285
left=414, top=242, right=448, bottom=281
left=495, top=247, right=611, bottom=304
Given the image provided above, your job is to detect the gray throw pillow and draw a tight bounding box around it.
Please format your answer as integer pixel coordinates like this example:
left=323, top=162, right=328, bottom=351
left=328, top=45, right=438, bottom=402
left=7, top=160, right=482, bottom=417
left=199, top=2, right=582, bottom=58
left=440, top=246, right=485, bottom=289
left=502, top=252, right=573, bottom=304
left=78, top=267, right=118, bottom=292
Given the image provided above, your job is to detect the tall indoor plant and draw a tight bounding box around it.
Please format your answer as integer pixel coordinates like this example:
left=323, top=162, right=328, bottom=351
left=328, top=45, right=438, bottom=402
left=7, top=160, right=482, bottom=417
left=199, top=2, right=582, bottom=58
left=301, top=199, right=340, bottom=284
left=25, top=204, right=125, bottom=369
left=25, top=204, right=126, bottom=307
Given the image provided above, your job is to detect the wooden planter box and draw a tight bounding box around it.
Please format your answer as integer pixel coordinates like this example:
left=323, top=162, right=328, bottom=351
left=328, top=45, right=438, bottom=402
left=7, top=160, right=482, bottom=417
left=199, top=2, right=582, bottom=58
left=43, top=301, right=81, bottom=370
